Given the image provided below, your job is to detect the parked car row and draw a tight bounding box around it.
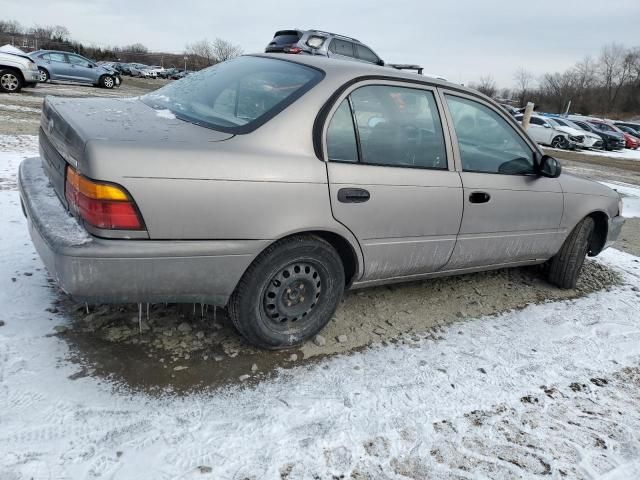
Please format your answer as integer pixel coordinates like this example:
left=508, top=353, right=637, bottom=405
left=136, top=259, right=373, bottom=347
left=27, top=50, right=121, bottom=89
left=511, top=111, right=635, bottom=151
left=102, top=62, right=190, bottom=80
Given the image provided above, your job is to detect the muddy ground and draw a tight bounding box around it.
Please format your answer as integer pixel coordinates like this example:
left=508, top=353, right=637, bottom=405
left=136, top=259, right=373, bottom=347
left=2, top=81, right=639, bottom=392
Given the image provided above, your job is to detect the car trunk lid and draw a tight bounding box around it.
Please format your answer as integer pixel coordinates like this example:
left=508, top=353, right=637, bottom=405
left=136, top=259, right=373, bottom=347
left=39, top=96, right=234, bottom=205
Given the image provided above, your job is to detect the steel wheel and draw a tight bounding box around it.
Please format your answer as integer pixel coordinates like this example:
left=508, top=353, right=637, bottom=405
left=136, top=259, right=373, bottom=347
left=1, top=72, right=20, bottom=92
left=262, top=261, right=323, bottom=331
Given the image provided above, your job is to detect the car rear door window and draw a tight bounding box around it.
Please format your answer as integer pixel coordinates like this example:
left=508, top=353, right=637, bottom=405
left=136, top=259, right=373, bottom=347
left=326, top=100, right=358, bottom=162
left=48, top=53, right=67, bottom=63
left=445, top=95, right=534, bottom=175
left=349, top=85, right=447, bottom=169
left=355, top=45, right=379, bottom=64
left=329, top=39, right=355, bottom=58
left=529, top=117, right=544, bottom=126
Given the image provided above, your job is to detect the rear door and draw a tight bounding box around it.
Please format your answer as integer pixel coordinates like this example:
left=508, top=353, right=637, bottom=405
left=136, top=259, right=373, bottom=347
left=42, top=52, right=72, bottom=80
left=442, top=92, right=563, bottom=269
left=324, top=81, right=463, bottom=282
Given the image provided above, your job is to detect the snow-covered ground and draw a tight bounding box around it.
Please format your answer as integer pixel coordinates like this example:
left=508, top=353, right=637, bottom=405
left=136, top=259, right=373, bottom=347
left=1, top=138, right=640, bottom=479
left=601, top=181, right=640, bottom=218
left=546, top=145, right=640, bottom=161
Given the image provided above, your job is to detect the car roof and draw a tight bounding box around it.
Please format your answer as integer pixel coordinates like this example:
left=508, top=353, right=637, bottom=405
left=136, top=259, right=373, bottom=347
left=251, top=53, right=469, bottom=95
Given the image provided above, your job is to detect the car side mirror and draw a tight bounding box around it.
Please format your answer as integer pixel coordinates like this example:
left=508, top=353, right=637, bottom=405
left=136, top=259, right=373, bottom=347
left=543, top=123, right=551, bottom=129
left=538, top=155, right=562, bottom=178
left=88, top=64, right=94, bottom=68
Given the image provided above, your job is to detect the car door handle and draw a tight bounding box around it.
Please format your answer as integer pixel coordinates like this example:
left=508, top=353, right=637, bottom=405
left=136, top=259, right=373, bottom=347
left=469, top=191, right=491, bottom=203
left=338, top=188, right=370, bottom=203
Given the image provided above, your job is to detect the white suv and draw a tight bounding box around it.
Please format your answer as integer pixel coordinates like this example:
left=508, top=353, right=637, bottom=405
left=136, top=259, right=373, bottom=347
left=0, top=49, right=41, bottom=93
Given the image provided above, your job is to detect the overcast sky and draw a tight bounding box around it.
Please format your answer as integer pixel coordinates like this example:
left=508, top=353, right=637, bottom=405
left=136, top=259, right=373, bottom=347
left=2, top=0, right=639, bottom=87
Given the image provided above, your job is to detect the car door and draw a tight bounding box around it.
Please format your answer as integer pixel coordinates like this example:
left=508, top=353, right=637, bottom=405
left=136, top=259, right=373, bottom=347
left=66, top=54, right=97, bottom=83
left=42, top=52, right=72, bottom=80
left=526, top=116, right=554, bottom=145
left=441, top=92, right=564, bottom=269
left=327, top=38, right=357, bottom=62
left=324, top=81, right=463, bottom=282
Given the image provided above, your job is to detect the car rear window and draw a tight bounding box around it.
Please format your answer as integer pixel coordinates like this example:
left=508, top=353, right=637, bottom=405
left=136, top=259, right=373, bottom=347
left=141, top=56, right=324, bottom=134
left=270, top=31, right=302, bottom=46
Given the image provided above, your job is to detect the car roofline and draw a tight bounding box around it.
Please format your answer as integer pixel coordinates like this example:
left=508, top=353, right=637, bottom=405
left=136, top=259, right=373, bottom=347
left=247, top=53, right=475, bottom=96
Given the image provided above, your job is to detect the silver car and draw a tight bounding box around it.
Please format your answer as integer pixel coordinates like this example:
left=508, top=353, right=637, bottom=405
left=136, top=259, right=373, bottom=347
left=19, top=54, right=624, bottom=349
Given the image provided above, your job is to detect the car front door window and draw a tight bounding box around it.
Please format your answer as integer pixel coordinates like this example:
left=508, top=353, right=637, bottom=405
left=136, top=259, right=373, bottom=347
left=446, top=95, right=534, bottom=175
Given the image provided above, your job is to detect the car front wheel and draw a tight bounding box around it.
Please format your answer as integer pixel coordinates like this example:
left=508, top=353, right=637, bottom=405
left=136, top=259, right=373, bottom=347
left=551, top=135, right=567, bottom=149
left=229, top=235, right=345, bottom=349
left=99, top=75, right=115, bottom=89
left=547, top=217, right=594, bottom=289
left=0, top=69, right=23, bottom=93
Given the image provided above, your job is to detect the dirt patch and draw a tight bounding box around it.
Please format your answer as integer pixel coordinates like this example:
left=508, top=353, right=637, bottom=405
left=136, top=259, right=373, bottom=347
left=51, top=260, right=621, bottom=392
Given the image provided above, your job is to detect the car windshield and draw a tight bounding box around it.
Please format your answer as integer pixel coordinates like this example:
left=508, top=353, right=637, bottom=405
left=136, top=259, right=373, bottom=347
left=142, top=56, right=324, bottom=133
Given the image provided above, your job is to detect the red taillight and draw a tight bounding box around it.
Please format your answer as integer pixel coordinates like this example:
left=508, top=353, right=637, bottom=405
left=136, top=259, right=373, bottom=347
left=65, top=166, right=144, bottom=230
left=284, top=46, right=302, bottom=54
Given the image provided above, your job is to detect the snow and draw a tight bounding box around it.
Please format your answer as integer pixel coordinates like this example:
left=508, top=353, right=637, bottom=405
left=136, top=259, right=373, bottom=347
left=155, top=108, right=176, bottom=120
left=601, top=181, right=640, bottom=218
left=0, top=135, right=38, bottom=191
left=573, top=147, right=640, bottom=161
left=1, top=139, right=640, bottom=478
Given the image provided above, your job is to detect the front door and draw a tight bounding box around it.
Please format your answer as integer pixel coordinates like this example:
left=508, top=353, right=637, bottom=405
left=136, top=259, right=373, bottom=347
left=442, top=93, right=563, bottom=269
left=324, top=82, right=463, bottom=282
left=66, top=54, right=97, bottom=83
left=43, top=52, right=72, bottom=81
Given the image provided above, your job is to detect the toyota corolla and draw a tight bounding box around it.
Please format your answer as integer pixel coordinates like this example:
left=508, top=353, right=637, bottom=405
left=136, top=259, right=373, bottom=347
left=19, top=54, right=624, bottom=349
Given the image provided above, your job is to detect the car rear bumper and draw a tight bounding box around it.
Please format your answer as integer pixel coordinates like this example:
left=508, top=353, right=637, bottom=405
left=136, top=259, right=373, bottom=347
left=18, top=157, right=265, bottom=305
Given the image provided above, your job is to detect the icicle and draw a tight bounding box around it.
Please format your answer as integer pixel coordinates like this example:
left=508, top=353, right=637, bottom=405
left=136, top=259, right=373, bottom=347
left=85, top=302, right=89, bottom=314
left=138, top=303, right=142, bottom=333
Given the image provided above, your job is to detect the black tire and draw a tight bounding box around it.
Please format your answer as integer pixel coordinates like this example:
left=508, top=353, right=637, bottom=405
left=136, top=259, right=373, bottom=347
left=551, top=135, right=567, bottom=149
left=228, top=235, right=345, bottom=349
left=0, top=68, right=23, bottom=93
left=99, top=75, right=115, bottom=89
left=38, top=67, right=49, bottom=83
left=547, top=217, right=594, bottom=289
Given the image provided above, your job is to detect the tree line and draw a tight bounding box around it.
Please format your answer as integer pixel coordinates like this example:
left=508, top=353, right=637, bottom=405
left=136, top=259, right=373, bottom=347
left=471, top=43, right=640, bottom=118
left=0, top=19, right=242, bottom=70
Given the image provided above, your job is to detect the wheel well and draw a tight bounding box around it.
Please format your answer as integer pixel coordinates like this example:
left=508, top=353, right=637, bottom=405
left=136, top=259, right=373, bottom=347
left=1, top=66, right=24, bottom=82
left=277, top=231, right=358, bottom=288
left=587, top=211, right=608, bottom=256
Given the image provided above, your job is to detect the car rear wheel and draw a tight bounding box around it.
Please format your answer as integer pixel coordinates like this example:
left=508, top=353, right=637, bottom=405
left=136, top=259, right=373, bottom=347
left=547, top=217, right=594, bottom=289
left=38, top=68, right=49, bottom=82
left=229, top=235, right=345, bottom=349
left=0, top=69, right=22, bottom=93
left=99, top=75, right=115, bottom=89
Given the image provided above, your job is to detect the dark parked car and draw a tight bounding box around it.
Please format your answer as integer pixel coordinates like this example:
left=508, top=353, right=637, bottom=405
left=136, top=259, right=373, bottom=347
left=265, top=29, right=384, bottom=66
left=614, top=121, right=640, bottom=134
left=29, top=50, right=120, bottom=89
left=618, top=125, right=640, bottom=140
left=569, top=118, right=625, bottom=151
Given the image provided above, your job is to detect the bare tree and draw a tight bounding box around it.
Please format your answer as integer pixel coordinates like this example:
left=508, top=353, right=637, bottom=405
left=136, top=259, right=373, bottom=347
left=513, top=67, right=535, bottom=106
left=475, top=75, right=497, bottom=97
left=122, top=43, right=148, bottom=54
left=211, top=38, right=243, bottom=63
left=185, top=39, right=215, bottom=69
left=0, top=20, right=23, bottom=34
left=51, top=25, right=70, bottom=41
left=598, top=43, right=636, bottom=111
